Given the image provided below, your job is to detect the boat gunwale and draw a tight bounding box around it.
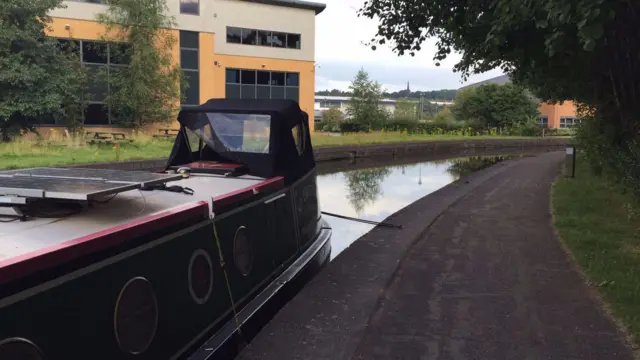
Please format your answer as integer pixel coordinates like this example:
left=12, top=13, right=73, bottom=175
left=0, top=201, right=209, bottom=284
left=212, top=176, right=285, bottom=212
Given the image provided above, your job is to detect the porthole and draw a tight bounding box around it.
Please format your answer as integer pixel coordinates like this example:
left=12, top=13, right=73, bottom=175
left=188, top=249, right=214, bottom=305
left=114, top=277, right=158, bottom=355
left=0, top=338, right=44, bottom=360
left=233, top=226, right=254, bottom=276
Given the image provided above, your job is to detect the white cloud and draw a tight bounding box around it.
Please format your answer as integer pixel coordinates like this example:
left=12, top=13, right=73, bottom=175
left=313, top=0, right=504, bottom=91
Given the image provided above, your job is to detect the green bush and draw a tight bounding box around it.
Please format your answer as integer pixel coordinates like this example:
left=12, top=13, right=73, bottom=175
left=543, top=128, right=575, bottom=137
left=507, top=117, right=542, bottom=137
left=339, top=122, right=371, bottom=133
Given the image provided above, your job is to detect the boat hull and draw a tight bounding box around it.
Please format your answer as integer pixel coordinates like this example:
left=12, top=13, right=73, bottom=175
left=0, top=170, right=331, bottom=360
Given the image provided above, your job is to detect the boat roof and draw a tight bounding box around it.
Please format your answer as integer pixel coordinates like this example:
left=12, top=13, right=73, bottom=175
left=0, top=172, right=266, bottom=264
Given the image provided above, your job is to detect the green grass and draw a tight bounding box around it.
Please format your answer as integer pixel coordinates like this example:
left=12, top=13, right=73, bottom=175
left=552, top=158, right=640, bottom=343
left=310, top=131, right=528, bottom=147
left=0, top=132, right=542, bottom=170
left=0, top=137, right=174, bottom=170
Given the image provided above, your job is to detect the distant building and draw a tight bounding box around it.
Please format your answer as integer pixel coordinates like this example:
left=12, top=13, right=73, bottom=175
left=39, top=0, right=325, bottom=135
left=313, top=96, right=403, bottom=122
left=460, top=75, right=580, bottom=129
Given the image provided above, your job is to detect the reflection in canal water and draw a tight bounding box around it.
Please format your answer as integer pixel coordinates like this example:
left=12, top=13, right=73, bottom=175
left=318, top=155, right=522, bottom=259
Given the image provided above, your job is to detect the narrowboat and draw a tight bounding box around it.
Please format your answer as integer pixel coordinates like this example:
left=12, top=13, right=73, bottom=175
left=0, top=99, right=332, bottom=359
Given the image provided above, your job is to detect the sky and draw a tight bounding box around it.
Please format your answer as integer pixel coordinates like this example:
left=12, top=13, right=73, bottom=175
left=313, top=0, right=504, bottom=92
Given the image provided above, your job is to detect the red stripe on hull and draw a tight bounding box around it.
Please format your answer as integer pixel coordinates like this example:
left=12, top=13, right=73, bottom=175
left=212, top=177, right=285, bottom=210
left=0, top=201, right=210, bottom=284
left=183, top=162, right=242, bottom=170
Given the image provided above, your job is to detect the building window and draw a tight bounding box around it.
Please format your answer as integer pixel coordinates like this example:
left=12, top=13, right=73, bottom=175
left=226, top=68, right=299, bottom=102
left=226, top=27, right=301, bottom=49
left=559, top=117, right=582, bottom=128
left=42, top=38, right=131, bottom=126
left=319, top=101, right=340, bottom=109
left=68, top=0, right=107, bottom=3
left=180, top=0, right=199, bottom=15
left=180, top=31, right=200, bottom=106
left=539, top=116, right=548, bottom=128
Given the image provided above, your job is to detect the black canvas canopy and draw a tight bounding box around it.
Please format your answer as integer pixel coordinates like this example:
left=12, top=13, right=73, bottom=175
left=166, top=99, right=315, bottom=182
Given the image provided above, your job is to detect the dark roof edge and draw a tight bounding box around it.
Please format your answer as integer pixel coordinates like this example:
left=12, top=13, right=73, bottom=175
left=241, top=0, right=326, bottom=14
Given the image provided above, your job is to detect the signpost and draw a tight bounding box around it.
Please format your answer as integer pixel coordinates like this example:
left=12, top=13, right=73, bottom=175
left=565, top=145, right=576, bottom=178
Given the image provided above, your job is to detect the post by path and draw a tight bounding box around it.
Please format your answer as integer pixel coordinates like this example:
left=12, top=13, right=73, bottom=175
left=238, top=152, right=635, bottom=360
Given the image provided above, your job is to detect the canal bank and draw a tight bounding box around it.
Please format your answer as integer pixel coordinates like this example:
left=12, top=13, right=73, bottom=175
left=61, top=137, right=571, bottom=172
left=237, top=151, right=635, bottom=360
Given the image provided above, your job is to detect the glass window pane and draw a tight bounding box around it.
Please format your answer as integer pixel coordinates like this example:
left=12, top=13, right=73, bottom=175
left=180, top=30, right=199, bottom=49
left=109, top=66, right=126, bottom=94
left=57, top=39, right=81, bottom=59
left=180, top=0, right=199, bottom=15
left=82, top=41, right=108, bottom=64
left=271, top=72, right=285, bottom=86
left=241, top=70, right=256, bottom=85
left=227, top=27, right=242, bottom=44
left=286, top=33, right=301, bottom=49
left=257, top=71, right=270, bottom=85
left=181, top=49, right=199, bottom=70
left=183, top=71, right=200, bottom=105
left=226, top=69, right=240, bottom=84
left=270, top=32, right=286, bottom=48
left=185, top=128, right=202, bottom=153
left=85, top=64, right=108, bottom=102
left=241, top=29, right=257, bottom=45
left=285, top=87, right=299, bottom=102
left=271, top=86, right=285, bottom=99
left=257, top=30, right=270, bottom=46
left=84, top=103, right=109, bottom=125
left=226, top=84, right=241, bottom=99
left=241, top=85, right=256, bottom=99
left=110, top=43, right=131, bottom=65
left=200, top=113, right=271, bottom=154
left=257, top=86, right=270, bottom=99
left=286, top=72, right=299, bottom=87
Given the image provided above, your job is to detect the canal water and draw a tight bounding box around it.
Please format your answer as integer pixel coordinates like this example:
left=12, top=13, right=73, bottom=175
left=317, top=155, right=522, bottom=259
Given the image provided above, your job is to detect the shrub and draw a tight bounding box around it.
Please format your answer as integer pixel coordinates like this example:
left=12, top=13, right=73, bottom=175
left=507, top=117, right=542, bottom=137
left=322, top=108, right=343, bottom=124
left=339, top=122, right=371, bottom=133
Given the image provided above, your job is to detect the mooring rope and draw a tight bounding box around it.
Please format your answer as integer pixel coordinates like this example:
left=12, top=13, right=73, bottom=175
left=210, top=215, right=246, bottom=346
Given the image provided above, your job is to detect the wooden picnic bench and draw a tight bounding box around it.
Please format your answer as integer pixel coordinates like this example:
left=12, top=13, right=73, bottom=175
left=85, top=131, right=131, bottom=144
left=153, top=128, right=180, bottom=138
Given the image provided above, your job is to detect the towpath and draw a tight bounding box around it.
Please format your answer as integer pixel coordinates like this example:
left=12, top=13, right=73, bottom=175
left=238, top=152, right=636, bottom=360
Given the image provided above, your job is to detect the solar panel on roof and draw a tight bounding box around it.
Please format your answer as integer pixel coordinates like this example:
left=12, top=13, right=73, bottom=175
left=0, top=167, right=181, bottom=186
left=0, top=167, right=182, bottom=202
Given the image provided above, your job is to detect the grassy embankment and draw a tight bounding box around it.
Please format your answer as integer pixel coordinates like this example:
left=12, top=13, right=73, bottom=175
left=552, top=157, right=640, bottom=343
left=0, top=131, right=538, bottom=170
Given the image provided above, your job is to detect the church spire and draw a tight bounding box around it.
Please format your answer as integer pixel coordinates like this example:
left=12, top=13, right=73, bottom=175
left=406, top=81, right=411, bottom=93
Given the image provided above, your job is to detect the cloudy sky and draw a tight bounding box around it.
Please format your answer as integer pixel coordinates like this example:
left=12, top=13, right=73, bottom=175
left=314, top=0, right=504, bottom=92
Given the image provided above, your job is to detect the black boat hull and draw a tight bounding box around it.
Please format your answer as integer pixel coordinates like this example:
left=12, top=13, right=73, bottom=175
left=0, top=170, right=330, bottom=360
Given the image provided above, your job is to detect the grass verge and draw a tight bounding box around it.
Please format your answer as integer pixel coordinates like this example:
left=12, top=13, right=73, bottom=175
left=311, top=132, right=529, bottom=147
left=552, top=157, right=640, bottom=343
left=0, top=138, right=174, bottom=170
left=0, top=132, right=550, bottom=170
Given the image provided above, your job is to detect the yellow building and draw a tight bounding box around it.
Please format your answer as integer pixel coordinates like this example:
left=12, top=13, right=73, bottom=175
left=43, top=0, right=325, bottom=136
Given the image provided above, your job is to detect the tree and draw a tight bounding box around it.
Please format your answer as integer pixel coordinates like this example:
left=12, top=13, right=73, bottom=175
left=0, top=0, right=87, bottom=140
left=359, top=0, right=640, bottom=196
left=422, top=101, right=445, bottom=118
left=97, top=0, right=183, bottom=129
left=394, top=100, right=418, bottom=121
left=450, top=83, right=539, bottom=128
left=346, top=68, right=388, bottom=129
left=322, top=108, right=343, bottom=124
left=344, top=167, right=392, bottom=215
